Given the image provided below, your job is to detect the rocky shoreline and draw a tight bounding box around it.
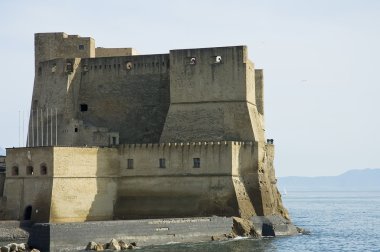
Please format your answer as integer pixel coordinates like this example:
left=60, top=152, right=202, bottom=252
left=0, top=216, right=301, bottom=251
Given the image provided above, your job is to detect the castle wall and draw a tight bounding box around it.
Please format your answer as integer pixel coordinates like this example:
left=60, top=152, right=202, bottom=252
left=35, top=33, right=95, bottom=69
left=160, top=46, right=260, bottom=143
left=115, top=141, right=239, bottom=219
left=0, top=173, right=5, bottom=197
left=29, top=53, right=170, bottom=146
left=74, top=54, right=170, bottom=144
left=50, top=147, right=118, bottom=223
left=3, top=148, right=54, bottom=222
left=255, top=69, right=264, bottom=116
left=95, top=47, right=138, bottom=57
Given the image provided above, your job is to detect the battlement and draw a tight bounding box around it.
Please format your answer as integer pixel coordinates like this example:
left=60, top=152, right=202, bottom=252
left=34, top=32, right=139, bottom=70
left=121, top=140, right=253, bottom=149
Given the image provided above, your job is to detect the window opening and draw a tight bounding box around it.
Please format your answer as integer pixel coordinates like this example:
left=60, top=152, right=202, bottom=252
left=127, top=159, right=134, bottom=169
left=193, top=158, right=200, bottom=168
left=26, top=166, right=34, bottom=175
left=80, top=104, right=88, bottom=112
left=12, top=166, right=19, bottom=176
left=159, top=158, right=166, bottom=168
left=40, top=164, right=47, bottom=175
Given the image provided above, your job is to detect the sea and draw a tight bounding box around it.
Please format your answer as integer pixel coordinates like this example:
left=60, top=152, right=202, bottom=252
left=136, top=191, right=380, bottom=252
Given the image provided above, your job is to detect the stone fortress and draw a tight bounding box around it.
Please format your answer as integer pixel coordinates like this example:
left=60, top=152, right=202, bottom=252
left=0, top=33, right=291, bottom=233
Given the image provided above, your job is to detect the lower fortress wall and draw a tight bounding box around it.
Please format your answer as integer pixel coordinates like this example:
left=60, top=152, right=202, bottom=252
left=2, top=142, right=286, bottom=223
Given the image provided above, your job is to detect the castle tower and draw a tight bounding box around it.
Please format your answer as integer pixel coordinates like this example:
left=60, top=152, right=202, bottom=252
left=160, top=46, right=265, bottom=143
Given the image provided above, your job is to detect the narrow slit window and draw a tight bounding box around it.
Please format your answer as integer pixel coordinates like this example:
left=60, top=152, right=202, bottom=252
left=159, top=158, right=166, bottom=168
left=193, top=158, right=200, bottom=168
left=127, top=159, right=134, bottom=169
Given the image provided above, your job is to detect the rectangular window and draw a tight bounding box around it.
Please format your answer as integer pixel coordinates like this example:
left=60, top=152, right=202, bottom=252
left=193, top=158, right=200, bottom=168
left=127, top=159, right=134, bottom=169
left=79, top=44, right=85, bottom=50
left=159, top=158, right=166, bottom=168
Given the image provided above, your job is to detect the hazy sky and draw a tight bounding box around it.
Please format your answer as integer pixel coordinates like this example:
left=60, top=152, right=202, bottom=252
left=0, top=0, right=379, bottom=177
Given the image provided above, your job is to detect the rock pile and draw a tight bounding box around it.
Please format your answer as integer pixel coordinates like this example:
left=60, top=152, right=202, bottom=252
left=0, top=243, right=40, bottom=252
left=85, top=239, right=137, bottom=251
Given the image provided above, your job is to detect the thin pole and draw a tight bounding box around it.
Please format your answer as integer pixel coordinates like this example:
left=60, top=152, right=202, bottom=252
left=27, top=109, right=30, bottom=147
left=41, top=108, right=43, bottom=146
left=55, top=108, right=57, bottom=146
left=46, top=108, right=49, bottom=146
left=22, top=110, right=25, bottom=147
left=51, top=108, right=53, bottom=146
left=36, top=109, right=39, bottom=146
left=18, top=111, right=21, bottom=147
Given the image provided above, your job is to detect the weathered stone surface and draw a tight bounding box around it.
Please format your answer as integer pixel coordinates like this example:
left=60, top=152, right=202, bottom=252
left=109, top=239, right=120, bottom=250
left=85, top=241, right=97, bottom=250
left=232, top=217, right=258, bottom=237
left=118, top=240, right=127, bottom=250
left=251, top=215, right=298, bottom=237
left=8, top=243, right=17, bottom=251
left=16, top=243, right=27, bottom=252
left=94, top=243, right=104, bottom=251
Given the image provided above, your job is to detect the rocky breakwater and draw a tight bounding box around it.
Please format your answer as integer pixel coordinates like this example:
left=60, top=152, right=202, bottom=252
left=0, top=242, right=40, bottom=252
left=85, top=239, right=137, bottom=251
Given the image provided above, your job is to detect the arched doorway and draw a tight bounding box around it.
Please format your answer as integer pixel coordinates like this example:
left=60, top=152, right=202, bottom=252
left=23, top=205, right=32, bottom=220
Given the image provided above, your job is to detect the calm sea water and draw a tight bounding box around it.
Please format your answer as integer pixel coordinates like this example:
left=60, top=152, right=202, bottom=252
left=137, top=191, right=380, bottom=252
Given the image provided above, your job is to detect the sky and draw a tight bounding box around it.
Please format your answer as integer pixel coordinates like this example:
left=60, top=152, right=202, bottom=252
left=0, top=0, right=379, bottom=177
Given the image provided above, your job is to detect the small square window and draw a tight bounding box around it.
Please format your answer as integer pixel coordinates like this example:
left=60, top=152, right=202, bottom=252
left=80, top=104, right=88, bottom=112
left=74, top=127, right=78, bottom=132
left=127, top=159, right=134, bottom=169
left=193, top=158, right=200, bottom=168
left=159, top=158, right=166, bottom=168
left=79, top=44, right=85, bottom=50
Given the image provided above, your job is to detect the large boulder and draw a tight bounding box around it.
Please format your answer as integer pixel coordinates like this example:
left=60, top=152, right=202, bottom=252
left=109, top=239, right=120, bottom=250
left=118, top=240, right=127, bottom=250
left=8, top=243, right=17, bottom=252
left=232, top=217, right=259, bottom=237
left=86, top=241, right=97, bottom=250
left=17, top=243, right=27, bottom=252
left=94, top=244, right=104, bottom=251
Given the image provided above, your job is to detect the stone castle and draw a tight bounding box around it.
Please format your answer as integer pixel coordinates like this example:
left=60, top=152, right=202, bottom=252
left=1, top=32, right=289, bottom=224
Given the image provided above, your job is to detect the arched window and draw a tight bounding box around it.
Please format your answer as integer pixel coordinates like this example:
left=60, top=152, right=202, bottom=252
left=12, top=166, right=19, bottom=176
left=40, top=164, right=47, bottom=175
left=26, top=166, right=34, bottom=175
